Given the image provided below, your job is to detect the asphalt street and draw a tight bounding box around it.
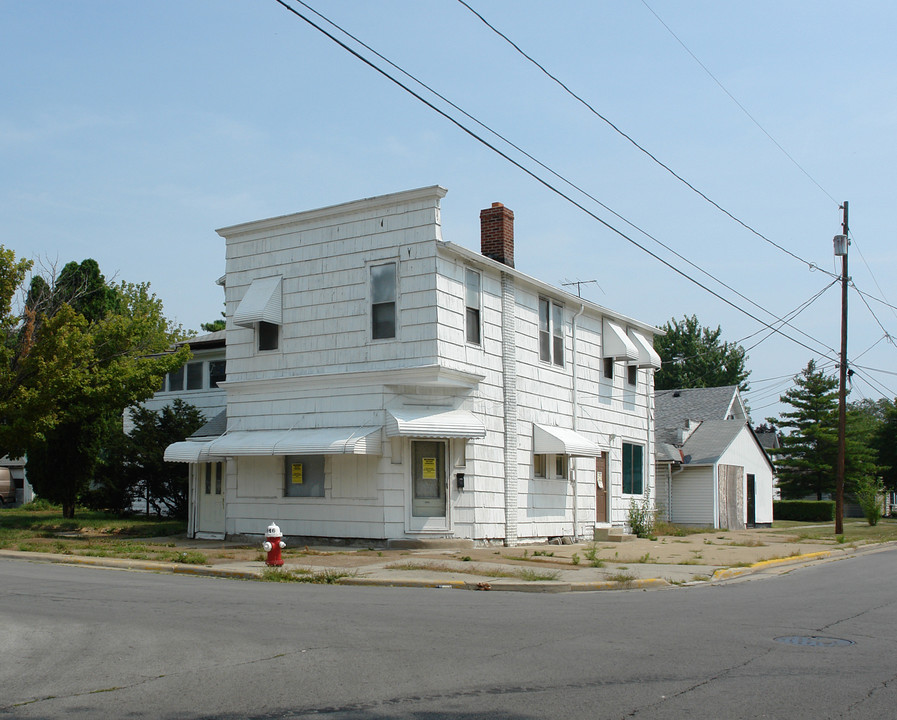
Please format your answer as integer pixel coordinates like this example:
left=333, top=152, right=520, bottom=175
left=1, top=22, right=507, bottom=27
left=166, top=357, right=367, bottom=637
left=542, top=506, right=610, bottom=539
left=2, top=548, right=896, bottom=719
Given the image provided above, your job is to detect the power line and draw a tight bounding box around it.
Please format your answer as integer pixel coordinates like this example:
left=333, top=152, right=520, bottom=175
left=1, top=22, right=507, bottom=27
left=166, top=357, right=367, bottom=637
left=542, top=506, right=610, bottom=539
left=281, top=0, right=833, bottom=353
left=273, top=0, right=874, bottom=385
left=456, top=0, right=837, bottom=278
left=639, top=0, right=839, bottom=206
left=637, top=1, right=897, bottom=350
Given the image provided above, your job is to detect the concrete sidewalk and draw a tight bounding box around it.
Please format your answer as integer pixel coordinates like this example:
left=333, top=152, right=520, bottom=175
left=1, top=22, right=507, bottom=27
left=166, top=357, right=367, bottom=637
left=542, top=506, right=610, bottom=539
left=3, top=527, right=890, bottom=592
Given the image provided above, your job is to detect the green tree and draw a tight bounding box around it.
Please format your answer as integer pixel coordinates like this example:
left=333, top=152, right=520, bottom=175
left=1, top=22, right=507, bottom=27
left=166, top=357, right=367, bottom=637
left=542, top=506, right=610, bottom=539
left=771, top=360, right=839, bottom=500
left=0, top=255, right=190, bottom=517
left=126, top=400, right=206, bottom=518
left=771, top=361, right=878, bottom=502
left=874, top=399, right=897, bottom=493
left=653, top=314, right=749, bottom=392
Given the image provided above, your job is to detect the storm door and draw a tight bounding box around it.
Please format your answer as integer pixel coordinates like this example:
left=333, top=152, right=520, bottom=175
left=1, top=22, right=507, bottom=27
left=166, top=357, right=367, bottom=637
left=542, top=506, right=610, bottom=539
left=595, top=452, right=608, bottom=523
left=196, top=462, right=225, bottom=539
left=410, top=440, right=448, bottom=529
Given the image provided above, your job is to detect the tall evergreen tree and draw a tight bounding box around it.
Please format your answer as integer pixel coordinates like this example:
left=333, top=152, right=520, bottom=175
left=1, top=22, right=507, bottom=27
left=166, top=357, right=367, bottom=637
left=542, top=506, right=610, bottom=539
left=125, top=400, right=206, bottom=518
left=771, top=360, right=839, bottom=500
left=653, top=314, right=749, bottom=392
left=875, top=399, right=897, bottom=493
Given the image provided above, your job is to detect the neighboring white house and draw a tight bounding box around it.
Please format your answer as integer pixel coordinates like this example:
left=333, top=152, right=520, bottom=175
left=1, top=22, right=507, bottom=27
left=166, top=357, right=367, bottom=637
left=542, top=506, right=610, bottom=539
left=165, top=186, right=663, bottom=544
left=654, top=386, right=774, bottom=528
left=125, top=330, right=227, bottom=434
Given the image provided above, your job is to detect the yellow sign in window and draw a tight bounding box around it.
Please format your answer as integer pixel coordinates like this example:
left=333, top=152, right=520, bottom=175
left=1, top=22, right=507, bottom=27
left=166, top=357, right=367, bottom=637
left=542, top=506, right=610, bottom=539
left=422, top=457, right=437, bottom=480
left=291, top=463, right=303, bottom=484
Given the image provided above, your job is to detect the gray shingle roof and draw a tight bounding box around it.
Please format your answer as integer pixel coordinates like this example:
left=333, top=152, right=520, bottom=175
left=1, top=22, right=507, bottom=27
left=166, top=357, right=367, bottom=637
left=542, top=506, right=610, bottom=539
left=655, top=385, right=743, bottom=445
left=190, top=410, right=226, bottom=439
left=679, top=420, right=745, bottom=465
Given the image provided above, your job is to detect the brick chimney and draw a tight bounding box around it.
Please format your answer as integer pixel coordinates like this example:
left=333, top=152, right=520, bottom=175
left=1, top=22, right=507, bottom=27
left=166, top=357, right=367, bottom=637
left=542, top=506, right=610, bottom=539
left=480, top=202, right=515, bottom=268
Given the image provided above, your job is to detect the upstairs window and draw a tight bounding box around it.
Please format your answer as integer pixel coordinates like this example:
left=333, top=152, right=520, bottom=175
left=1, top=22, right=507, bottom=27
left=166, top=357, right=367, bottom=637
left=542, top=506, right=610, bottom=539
left=258, top=321, right=279, bottom=351
left=465, top=268, right=481, bottom=345
left=371, top=262, right=396, bottom=340
left=627, top=364, right=637, bottom=386
left=538, top=298, right=564, bottom=367
left=209, top=360, right=226, bottom=388
left=604, top=357, right=615, bottom=380
left=186, top=362, right=204, bottom=390
left=167, top=367, right=184, bottom=392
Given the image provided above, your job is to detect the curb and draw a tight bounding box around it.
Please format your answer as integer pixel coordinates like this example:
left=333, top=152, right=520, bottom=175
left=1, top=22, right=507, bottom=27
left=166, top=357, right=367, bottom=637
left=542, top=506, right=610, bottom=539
left=0, top=550, right=260, bottom=581
left=711, top=550, right=836, bottom=581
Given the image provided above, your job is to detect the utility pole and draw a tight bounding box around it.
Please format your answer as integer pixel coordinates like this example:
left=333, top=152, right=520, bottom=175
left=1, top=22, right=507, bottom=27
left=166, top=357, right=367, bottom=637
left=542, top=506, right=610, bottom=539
left=834, top=202, right=849, bottom=535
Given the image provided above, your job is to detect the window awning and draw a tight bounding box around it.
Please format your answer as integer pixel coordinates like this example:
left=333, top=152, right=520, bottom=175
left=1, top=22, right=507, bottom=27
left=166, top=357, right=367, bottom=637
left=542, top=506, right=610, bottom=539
left=233, top=276, right=282, bottom=328
left=163, top=441, right=221, bottom=463
left=386, top=407, right=486, bottom=439
left=603, top=319, right=638, bottom=362
left=206, top=427, right=382, bottom=456
left=534, top=424, right=604, bottom=457
left=628, top=329, right=662, bottom=369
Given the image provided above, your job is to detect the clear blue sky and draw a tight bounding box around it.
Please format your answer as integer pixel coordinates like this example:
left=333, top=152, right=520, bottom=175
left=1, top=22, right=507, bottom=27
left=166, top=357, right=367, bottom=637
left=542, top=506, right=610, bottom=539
left=2, top=1, right=895, bottom=421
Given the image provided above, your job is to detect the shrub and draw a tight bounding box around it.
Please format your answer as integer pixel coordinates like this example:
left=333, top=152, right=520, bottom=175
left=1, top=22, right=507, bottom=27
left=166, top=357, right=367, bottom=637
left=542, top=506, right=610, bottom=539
left=854, top=476, right=885, bottom=526
left=627, top=494, right=656, bottom=539
left=773, top=500, right=835, bottom=522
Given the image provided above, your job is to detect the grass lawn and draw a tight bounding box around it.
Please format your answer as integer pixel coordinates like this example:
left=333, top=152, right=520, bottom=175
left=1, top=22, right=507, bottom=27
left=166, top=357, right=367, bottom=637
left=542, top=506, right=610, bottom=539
left=770, top=517, right=897, bottom=544
left=0, top=504, right=202, bottom=563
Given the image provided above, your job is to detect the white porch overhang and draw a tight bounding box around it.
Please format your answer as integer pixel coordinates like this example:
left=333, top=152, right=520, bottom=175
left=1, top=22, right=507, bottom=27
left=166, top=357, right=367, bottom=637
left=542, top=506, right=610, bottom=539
left=386, top=407, right=486, bottom=439
left=533, top=424, right=604, bottom=457
left=233, top=275, right=282, bottom=328
left=628, top=329, right=662, bottom=369
left=603, top=319, right=639, bottom=362
left=207, top=427, right=382, bottom=456
left=163, top=441, right=221, bottom=463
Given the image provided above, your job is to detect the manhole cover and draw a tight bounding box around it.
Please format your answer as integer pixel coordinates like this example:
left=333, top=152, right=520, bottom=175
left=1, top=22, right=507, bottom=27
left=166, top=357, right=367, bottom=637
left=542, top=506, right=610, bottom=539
left=774, top=636, right=854, bottom=648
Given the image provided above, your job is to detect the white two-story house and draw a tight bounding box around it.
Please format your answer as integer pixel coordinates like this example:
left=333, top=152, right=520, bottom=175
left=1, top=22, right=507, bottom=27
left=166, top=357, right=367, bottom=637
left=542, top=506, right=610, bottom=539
left=165, top=186, right=662, bottom=545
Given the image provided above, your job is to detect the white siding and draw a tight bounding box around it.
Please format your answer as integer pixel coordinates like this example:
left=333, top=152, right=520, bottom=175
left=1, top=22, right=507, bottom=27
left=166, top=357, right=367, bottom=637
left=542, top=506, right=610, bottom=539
left=206, top=186, right=660, bottom=543
left=670, top=467, right=715, bottom=525
left=718, top=426, right=775, bottom=526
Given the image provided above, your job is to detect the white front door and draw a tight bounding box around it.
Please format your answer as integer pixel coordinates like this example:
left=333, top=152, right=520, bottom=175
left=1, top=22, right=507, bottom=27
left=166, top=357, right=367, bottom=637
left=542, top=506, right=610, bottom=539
left=408, top=440, right=449, bottom=532
left=196, top=462, right=225, bottom=539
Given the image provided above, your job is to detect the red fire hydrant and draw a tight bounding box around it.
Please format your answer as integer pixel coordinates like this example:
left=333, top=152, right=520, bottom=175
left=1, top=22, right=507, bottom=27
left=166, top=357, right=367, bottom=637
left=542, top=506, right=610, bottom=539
left=262, top=522, right=285, bottom=567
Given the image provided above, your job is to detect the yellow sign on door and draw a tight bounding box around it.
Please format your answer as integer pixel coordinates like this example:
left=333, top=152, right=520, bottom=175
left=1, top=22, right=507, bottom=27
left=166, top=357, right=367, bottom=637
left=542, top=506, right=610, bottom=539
left=422, top=457, right=437, bottom=480
left=291, top=463, right=303, bottom=484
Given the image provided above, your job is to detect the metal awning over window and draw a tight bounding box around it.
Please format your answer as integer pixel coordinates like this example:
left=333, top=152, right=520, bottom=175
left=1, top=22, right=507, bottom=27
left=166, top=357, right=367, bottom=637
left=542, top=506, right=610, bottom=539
left=533, top=424, right=604, bottom=457
left=163, top=441, right=221, bottom=463
left=628, top=329, right=662, bottom=369
left=206, top=427, right=382, bottom=456
left=386, top=407, right=486, bottom=439
left=233, top=276, right=282, bottom=328
left=602, top=319, right=639, bottom=362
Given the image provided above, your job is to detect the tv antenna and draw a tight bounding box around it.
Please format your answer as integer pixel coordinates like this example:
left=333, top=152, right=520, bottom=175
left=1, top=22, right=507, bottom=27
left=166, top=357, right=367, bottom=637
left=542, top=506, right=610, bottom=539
left=562, top=279, right=601, bottom=297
